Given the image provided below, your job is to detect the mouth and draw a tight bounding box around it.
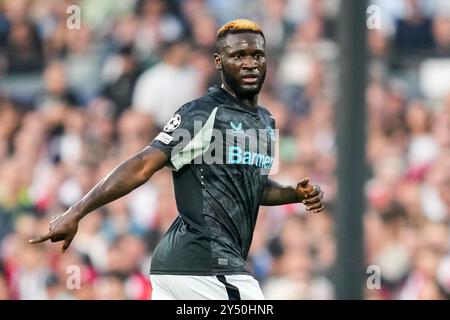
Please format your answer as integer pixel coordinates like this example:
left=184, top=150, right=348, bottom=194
left=241, top=74, right=259, bottom=84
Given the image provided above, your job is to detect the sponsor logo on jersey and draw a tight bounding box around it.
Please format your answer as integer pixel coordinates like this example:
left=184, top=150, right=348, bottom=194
left=230, top=121, right=243, bottom=133
left=227, top=146, right=274, bottom=169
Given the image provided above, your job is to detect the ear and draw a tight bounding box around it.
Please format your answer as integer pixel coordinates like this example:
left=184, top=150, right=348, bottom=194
left=214, top=53, right=222, bottom=71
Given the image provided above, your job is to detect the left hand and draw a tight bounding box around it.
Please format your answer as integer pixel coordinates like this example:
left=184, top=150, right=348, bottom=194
left=297, top=178, right=325, bottom=213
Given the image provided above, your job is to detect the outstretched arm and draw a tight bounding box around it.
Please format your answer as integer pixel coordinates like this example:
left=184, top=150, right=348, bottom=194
left=69, top=146, right=168, bottom=220
left=29, top=146, right=168, bottom=252
left=260, top=178, right=324, bottom=213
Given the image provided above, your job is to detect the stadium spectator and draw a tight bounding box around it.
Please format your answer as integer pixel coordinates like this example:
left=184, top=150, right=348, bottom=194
left=0, top=0, right=449, bottom=300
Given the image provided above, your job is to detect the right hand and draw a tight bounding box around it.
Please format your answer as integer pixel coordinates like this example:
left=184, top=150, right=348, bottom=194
left=29, top=210, right=80, bottom=253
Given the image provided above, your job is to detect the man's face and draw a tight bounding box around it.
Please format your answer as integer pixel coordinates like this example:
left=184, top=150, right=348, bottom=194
left=216, top=33, right=267, bottom=100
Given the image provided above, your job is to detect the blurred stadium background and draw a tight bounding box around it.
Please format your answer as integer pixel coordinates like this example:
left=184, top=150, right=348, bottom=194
left=0, top=0, right=450, bottom=300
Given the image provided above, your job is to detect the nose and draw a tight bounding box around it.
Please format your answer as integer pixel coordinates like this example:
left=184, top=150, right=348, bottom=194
left=242, top=56, right=257, bottom=69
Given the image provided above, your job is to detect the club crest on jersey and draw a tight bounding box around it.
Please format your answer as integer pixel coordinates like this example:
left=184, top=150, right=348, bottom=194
left=164, top=114, right=181, bottom=132
left=230, top=121, right=243, bottom=133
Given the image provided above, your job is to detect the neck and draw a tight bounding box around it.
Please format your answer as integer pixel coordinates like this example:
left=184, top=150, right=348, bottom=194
left=221, top=83, right=258, bottom=108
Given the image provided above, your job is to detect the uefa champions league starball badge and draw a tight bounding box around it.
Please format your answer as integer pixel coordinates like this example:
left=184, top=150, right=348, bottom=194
left=164, top=114, right=181, bottom=132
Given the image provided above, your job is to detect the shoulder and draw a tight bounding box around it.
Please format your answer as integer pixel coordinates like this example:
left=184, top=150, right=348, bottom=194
left=258, top=106, right=276, bottom=124
left=257, top=105, right=273, bottom=117
left=163, top=86, right=224, bottom=127
left=177, top=95, right=216, bottom=115
left=177, top=86, right=225, bottom=113
left=171, top=93, right=220, bottom=127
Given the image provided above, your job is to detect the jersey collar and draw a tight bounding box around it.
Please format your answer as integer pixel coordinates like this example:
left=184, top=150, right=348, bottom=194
left=210, top=85, right=260, bottom=115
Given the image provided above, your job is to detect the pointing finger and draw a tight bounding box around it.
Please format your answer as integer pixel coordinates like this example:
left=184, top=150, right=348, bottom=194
left=29, top=232, right=53, bottom=244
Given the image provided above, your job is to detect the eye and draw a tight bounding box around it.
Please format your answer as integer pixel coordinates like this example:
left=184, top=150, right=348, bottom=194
left=255, top=53, right=264, bottom=60
left=234, top=54, right=242, bottom=60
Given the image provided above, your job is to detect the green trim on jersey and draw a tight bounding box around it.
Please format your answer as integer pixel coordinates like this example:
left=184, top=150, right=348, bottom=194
left=149, top=86, right=276, bottom=276
left=171, top=107, right=218, bottom=171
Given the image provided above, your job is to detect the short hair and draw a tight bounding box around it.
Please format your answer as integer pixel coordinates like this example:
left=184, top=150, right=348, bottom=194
left=216, top=19, right=265, bottom=51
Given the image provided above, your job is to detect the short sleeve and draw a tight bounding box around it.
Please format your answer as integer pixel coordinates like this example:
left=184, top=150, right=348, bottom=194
left=150, top=102, right=218, bottom=171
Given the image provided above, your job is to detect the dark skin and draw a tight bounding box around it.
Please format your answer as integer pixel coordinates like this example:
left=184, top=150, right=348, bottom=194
left=214, top=33, right=266, bottom=108
left=30, top=31, right=324, bottom=253
left=215, top=33, right=324, bottom=209
left=29, top=146, right=168, bottom=252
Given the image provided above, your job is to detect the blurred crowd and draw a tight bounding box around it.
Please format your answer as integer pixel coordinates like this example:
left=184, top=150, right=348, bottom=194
left=0, top=0, right=449, bottom=300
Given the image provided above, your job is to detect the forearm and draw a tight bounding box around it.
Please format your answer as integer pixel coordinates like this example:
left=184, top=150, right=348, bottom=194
left=260, top=179, right=300, bottom=206
left=70, top=147, right=167, bottom=220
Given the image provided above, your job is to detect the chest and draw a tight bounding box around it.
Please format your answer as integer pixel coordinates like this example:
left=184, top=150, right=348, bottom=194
left=209, top=106, right=276, bottom=172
